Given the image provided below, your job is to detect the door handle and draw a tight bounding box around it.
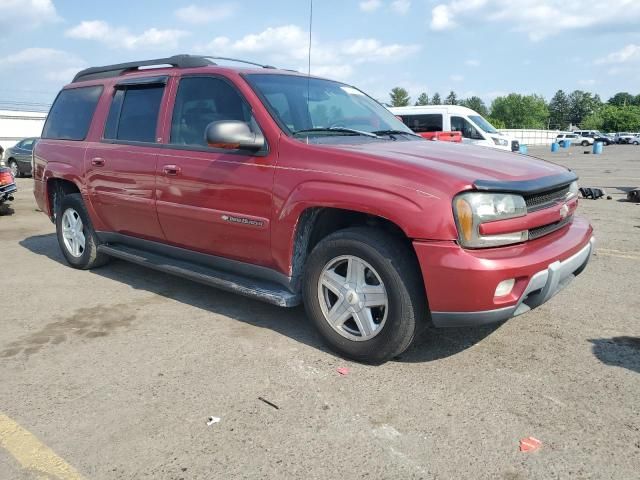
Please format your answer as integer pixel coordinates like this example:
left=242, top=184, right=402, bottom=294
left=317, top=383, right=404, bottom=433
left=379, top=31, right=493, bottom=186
left=91, top=157, right=105, bottom=167
left=162, top=165, right=181, bottom=176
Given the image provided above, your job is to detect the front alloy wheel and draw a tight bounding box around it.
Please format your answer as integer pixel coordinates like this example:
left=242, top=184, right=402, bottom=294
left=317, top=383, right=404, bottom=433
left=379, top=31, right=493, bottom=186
left=318, top=255, right=388, bottom=341
left=8, top=160, right=18, bottom=178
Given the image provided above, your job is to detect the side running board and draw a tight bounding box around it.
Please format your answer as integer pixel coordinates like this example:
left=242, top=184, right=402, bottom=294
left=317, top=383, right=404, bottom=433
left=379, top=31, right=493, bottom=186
left=97, top=244, right=301, bottom=307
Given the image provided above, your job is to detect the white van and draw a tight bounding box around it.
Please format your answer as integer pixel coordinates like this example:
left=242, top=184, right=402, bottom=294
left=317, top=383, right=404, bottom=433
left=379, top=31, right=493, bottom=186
left=389, top=105, right=519, bottom=152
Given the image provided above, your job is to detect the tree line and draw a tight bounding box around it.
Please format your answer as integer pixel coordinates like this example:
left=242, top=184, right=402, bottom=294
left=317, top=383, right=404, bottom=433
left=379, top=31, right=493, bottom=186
left=388, top=87, right=640, bottom=132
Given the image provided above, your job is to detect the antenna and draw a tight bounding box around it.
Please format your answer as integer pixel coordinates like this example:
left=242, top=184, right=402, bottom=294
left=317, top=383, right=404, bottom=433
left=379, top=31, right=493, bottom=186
left=306, top=0, right=313, bottom=111
left=307, top=0, right=313, bottom=76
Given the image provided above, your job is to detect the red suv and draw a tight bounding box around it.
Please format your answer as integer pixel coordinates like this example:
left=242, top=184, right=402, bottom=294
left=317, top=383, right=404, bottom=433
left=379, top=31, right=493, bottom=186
left=33, top=55, right=594, bottom=363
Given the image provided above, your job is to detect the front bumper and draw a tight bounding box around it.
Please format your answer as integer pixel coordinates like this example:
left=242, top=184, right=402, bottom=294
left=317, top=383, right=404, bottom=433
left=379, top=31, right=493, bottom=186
left=413, top=216, right=594, bottom=327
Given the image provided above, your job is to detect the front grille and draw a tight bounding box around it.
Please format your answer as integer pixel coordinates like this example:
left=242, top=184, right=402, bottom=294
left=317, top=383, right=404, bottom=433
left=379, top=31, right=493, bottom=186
left=528, top=215, right=572, bottom=240
left=524, top=184, right=571, bottom=212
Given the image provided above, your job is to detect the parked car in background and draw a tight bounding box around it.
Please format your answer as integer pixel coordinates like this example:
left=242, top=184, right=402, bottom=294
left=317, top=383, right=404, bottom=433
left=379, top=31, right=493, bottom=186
left=390, top=105, right=520, bottom=152
left=0, top=166, right=17, bottom=209
left=629, top=135, right=640, bottom=145
left=556, top=133, right=581, bottom=145
left=566, top=131, right=594, bottom=146
left=4, top=137, right=37, bottom=177
left=33, top=54, right=594, bottom=363
left=614, top=132, right=635, bottom=144
left=574, top=130, right=612, bottom=146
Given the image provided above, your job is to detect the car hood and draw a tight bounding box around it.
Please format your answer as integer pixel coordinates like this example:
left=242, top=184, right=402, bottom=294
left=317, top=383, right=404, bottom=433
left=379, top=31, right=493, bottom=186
left=327, top=139, right=570, bottom=187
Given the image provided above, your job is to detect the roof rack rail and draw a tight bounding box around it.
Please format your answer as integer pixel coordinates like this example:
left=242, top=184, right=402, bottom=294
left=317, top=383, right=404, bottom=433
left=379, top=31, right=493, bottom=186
left=203, top=56, right=277, bottom=69
left=72, top=54, right=215, bottom=83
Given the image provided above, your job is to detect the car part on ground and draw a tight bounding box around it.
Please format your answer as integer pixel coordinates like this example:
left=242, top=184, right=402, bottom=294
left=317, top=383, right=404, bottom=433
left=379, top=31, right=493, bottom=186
left=0, top=167, right=17, bottom=208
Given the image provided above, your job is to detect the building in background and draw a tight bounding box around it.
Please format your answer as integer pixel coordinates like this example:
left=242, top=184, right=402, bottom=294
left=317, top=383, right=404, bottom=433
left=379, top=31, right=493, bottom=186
left=0, top=109, right=47, bottom=152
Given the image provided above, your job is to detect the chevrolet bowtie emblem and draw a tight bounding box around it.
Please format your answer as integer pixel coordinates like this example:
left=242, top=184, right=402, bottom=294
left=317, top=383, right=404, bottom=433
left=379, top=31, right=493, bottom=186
left=559, top=204, right=569, bottom=219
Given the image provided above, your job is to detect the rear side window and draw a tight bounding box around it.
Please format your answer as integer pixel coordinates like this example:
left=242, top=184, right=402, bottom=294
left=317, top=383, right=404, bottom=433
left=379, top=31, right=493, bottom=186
left=104, top=85, right=164, bottom=143
left=42, top=86, right=103, bottom=141
left=400, top=114, right=443, bottom=133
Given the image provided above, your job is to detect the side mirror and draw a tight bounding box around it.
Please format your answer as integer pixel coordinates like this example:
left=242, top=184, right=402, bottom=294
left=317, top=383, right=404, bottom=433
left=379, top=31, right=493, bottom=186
left=205, top=120, right=265, bottom=152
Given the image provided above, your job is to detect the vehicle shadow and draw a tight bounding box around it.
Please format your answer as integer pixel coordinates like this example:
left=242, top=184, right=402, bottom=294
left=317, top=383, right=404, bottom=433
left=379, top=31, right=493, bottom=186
left=0, top=204, right=15, bottom=216
left=20, top=233, right=498, bottom=364
left=589, top=337, right=640, bottom=374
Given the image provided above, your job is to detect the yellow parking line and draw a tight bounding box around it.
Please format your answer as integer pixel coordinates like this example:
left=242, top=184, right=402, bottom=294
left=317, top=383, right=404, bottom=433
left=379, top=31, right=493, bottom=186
left=0, top=412, right=85, bottom=480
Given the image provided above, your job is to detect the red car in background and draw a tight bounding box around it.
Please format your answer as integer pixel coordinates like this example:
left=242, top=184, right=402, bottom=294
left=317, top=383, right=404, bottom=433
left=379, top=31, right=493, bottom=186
left=33, top=55, right=594, bottom=363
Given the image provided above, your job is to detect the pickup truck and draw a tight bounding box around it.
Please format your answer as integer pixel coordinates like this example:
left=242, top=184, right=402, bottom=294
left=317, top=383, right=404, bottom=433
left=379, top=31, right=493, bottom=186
left=33, top=55, right=594, bottom=363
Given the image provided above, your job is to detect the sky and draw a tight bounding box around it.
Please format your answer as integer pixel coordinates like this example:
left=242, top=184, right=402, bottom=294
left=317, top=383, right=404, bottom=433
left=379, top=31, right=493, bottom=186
left=1, top=0, right=639, bottom=111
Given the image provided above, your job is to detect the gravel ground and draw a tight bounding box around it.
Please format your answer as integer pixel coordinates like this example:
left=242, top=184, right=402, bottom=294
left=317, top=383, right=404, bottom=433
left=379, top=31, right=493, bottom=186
left=0, top=144, right=639, bottom=479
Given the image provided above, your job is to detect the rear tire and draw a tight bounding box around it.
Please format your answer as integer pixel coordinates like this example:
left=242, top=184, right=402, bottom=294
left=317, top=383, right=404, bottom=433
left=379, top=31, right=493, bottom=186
left=581, top=140, right=589, bottom=147
left=56, top=193, right=109, bottom=270
left=8, top=160, right=20, bottom=178
left=303, top=227, right=427, bottom=364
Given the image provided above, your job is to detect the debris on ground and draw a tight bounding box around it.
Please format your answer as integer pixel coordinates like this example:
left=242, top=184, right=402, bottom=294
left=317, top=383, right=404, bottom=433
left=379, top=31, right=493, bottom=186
left=519, top=436, right=543, bottom=452
left=206, top=416, right=221, bottom=426
left=337, top=367, right=350, bottom=376
left=579, top=187, right=605, bottom=200
left=258, top=397, right=280, bottom=410
left=627, top=189, right=640, bottom=203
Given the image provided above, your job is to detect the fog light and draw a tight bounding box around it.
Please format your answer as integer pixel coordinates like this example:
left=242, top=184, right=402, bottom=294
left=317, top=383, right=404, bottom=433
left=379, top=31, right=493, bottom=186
left=495, top=279, right=515, bottom=297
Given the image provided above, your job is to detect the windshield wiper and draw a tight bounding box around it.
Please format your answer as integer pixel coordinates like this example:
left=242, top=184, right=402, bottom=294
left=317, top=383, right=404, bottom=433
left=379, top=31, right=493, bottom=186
left=371, top=129, right=421, bottom=138
left=292, top=127, right=382, bottom=138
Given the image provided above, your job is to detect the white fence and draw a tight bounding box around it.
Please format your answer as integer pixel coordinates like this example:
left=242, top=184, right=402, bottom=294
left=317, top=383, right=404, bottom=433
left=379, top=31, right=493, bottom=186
left=0, top=110, right=47, bottom=151
left=499, top=129, right=561, bottom=146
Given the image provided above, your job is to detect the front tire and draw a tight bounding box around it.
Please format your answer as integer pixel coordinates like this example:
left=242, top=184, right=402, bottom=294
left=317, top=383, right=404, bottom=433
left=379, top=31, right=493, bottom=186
left=581, top=140, right=589, bottom=147
left=56, top=193, right=109, bottom=269
left=303, top=227, right=427, bottom=363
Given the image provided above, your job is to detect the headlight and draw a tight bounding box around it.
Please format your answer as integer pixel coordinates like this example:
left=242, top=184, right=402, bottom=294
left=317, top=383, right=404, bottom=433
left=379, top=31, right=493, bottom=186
left=453, top=192, right=528, bottom=248
left=567, top=181, right=579, bottom=200
left=491, top=136, right=509, bottom=147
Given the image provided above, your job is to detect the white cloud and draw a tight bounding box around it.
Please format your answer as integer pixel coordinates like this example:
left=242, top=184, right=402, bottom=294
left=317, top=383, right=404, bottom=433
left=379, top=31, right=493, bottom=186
left=429, top=1, right=640, bottom=41
left=0, top=0, right=60, bottom=33
left=175, top=4, right=235, bottom=24
left=464, top=59, right=480, bottom=67
left=390, top=0, right=411, bottom=14
left=359, top=0, right=382, bottom=13
left=595, top=44, right=640, bottom=64
left=1, top=48, right=86, bottom=83
left=197, top=24, right=421, bottom=80
left=578, top=79, right=597, bottom=86
left=66, top=20, right=189, bottom=50
left=450, top=74, right=464, bottom=82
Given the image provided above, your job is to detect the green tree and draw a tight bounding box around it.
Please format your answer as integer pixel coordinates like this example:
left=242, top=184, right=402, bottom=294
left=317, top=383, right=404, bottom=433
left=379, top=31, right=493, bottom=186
left=635, top=95, right=640, bottom=106
left=431, top=92, right=442, bottom=105
left=490, top=94, right=549, bottom=129
left=583, top=105, right=640, bottom=132
left=548, top=90, right=570, bottom=130
left=389, top=87, right=411, bottom=107
left=608, top=92, right=635, bottom=107
left=487, top=117, right=506, bottom=129
left=459, top=96, right=488, bottom=116
left=445, top=91, right=458, bottom=105
left=415, top=92, right=429, bottom=106
left=568, top=90, right=601, bottom=127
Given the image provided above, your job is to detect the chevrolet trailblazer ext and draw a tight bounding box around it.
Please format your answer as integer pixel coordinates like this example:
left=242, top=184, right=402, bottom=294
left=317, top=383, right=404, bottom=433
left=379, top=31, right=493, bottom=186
left=33, top=55, right=594, bottom=363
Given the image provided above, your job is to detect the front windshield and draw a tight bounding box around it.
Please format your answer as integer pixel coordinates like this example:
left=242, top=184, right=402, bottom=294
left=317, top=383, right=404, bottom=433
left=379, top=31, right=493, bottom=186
left=469, top=115, right=499, bottom=134
left=245, top=74, right=415, bottom=138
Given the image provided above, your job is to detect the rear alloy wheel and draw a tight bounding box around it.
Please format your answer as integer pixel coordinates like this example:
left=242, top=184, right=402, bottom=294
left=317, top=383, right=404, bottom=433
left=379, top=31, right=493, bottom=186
left=8, top=160, right=19, bottom=178
left=304, top=227, right=426, bottom=363
left=56, top=193, right=109, bottom=270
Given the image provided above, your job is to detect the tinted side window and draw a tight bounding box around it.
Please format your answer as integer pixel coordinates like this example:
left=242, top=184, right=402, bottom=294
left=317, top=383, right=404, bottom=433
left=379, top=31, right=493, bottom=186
left=42, top=86, right=103, bottom=141
left=104, top=85, right=164, bottom=143
left=170, top=77, right=254, bottom=147
left=401, top=114, right=443, bottom=133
